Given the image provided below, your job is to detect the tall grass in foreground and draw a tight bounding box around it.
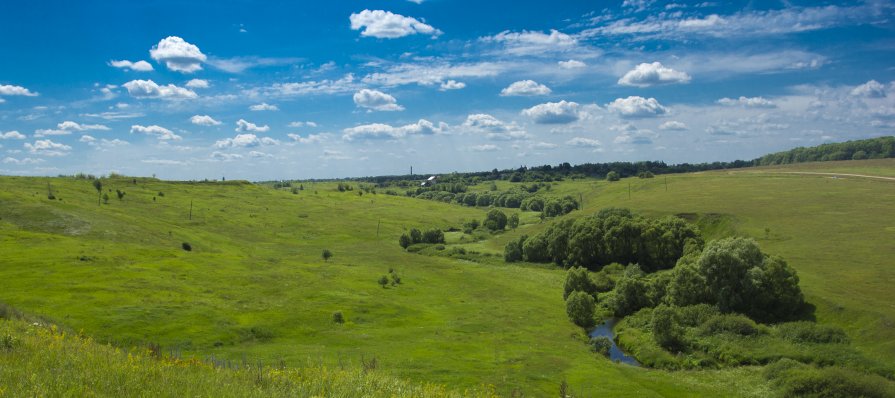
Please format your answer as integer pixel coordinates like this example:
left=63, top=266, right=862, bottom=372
left=0, top=318, right=496, bottom=397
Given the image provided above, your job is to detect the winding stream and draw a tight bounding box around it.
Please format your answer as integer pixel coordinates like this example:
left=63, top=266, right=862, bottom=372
left=589, top=318, right=641, bottom=366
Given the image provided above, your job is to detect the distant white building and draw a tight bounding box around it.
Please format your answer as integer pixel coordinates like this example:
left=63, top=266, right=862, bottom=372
left=421, top=175, right=438, bottom=187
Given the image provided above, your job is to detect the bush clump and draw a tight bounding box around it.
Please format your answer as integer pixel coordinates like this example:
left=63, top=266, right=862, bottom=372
left=181, top=242, right=192, bottom=251
left=698, top=314, right=761, bottom=336
left=764, top=359, right=895, bottom=398
left=565, top=291, right=596, bottom=328
left=776, top=322, right=849, bottom=344
left=590, top=336, right=612, bottom=357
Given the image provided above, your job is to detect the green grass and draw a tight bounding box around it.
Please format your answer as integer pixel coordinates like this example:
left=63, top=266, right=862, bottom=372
left=0, top=317, right=495, bottom=397
left=483, top=159, right=895, bottom=367
left=0, top=176, right=765, bottom=396
left=1, top=158, right=892, bottom=396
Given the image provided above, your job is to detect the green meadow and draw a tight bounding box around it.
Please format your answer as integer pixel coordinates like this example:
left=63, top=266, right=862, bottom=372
left=1, top=158, right=893, bottom=396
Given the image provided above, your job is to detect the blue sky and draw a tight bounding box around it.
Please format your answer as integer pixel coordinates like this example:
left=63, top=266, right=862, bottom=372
left=0, top=0, right=893, bottom=180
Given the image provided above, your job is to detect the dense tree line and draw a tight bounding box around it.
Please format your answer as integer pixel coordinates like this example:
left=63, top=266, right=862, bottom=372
left=506, top=208, right=701, bottom=272
left=755, top=136, right=894, bottom=165
left=349, top=136, right=893, bottom=186
left=412, top=187, right=579, bottom=218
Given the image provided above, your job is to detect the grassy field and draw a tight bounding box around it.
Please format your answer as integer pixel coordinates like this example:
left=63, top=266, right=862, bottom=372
left=483, top=159, right=895, bottom=367
left=1, top=159, right=893, bottom=396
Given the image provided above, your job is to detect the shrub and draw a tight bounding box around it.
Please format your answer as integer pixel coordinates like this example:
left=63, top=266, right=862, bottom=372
left=322, top=249, right=333, bottom=262
left=483, top=209, right=508, bottom=231
left=776, top=322, right=849, bottom=344
left=504, top=235, right=525, bottom=262
left=181, top=242, right=192, bottom=251
left=609, top=275, right=650, bottom=317
left=508, top=213, right=519, bottom=229
left=562, top=266, right=597, bottom=300
left=606, top=171, right=620, bottom=181
left=399, top=233, right=412, bottom=250
left=652, top=305, right=685, bottom=351
left=590, top=336, right=612, bottom=357
left=565, top=291, right=596, bottom=328
left=332, top=311, right=345, bottom=324
left=409, top=228, right=422, bottom=244
left=675, top=304, right=720, bottom=327
left=378, top=275, right=389, bottom=288
left=421, top=229, right=445, bottom=244
left=765, top=360, right=895, bottom=398
left=698, top=314, right=760, bottom=336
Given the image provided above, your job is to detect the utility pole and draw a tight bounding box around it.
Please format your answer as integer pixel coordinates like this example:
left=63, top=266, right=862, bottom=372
left=665, top=176, right=668, bottom=192
left=189, top=200, right=193, bottom=220
left=376, top=218, right=381, bottom=237
left=628, top=182, right=631, bottom=200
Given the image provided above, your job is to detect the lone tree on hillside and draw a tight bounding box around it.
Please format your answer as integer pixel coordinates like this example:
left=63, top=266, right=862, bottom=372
left=508, top=213, right=519, bottom=230
left=399, top=233, right=412, bottom=250
left=378, top=275, right=389, bottom=288
left=483, top=209, right=508, bottom=231
left=322, top=249, right=333, bottom=262
left=92, top=179, right=103, bottom=205
left=606, top=171, right=620, bottom=182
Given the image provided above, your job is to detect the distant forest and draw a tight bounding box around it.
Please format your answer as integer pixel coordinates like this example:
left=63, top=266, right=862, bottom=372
left=353, top=136, right=894, bottom=184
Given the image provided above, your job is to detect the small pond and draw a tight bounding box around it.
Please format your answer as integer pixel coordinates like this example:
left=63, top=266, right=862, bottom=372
left=589, top=318, right=641, bottom=366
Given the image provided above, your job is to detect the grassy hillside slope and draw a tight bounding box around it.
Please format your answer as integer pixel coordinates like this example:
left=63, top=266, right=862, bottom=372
left=0, top=175, right=766, bottom=396
left=484, top=159, right=895, bottom=367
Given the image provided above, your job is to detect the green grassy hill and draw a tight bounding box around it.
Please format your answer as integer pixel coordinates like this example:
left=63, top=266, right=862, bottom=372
left=1, top=159, right=893, bottom=396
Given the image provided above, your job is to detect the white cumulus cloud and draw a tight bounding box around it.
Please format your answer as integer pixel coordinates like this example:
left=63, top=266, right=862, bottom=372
left=214, top=133, right=279, bottom=148
left=342, top=119, right=445, bottom=141
left=130, top=124, right=182, bottom=141
left=500, top=80, right=552, bottom=96
left=566, top=137, right=602, bottom=148
left=618, top=62, right=691, bottom=87
left=717, top=96, right=776, bottom=108
left=462, top=114, right=527, bottom=140
left=288, top=133, right=326, bottom=144
left=123, top=79, right=197, bottom=99
left=850, top=80, right=887, bottom=98
left=522, top=100, right=581, bottom=124
left=249, top=102, right=280, bottom=111
left=659, top=121, right=688, bottom=130
left=482, top=29, right=577, bottom=55
left=109, top=60, right=154, bottom=72
left=34, top=129, right=70, bottom=138
left=558, top=60, right=586, bottom=69
left=57, top=121, right=110, bottom=131
left=190, top=115, right=222, bottom=126
left=439, top=80, right=466, bottom=90
left=185, top=79, right=210, bottom=89
left=288, top=121, right=318, bottom=128
left=24, top=139, right=71, bottom=156
left=349, top=9, right=442, bottom=39
left=0, top=84, right=38, bottom=96
left=470, top=144, right=499, bottom=152
left=235, top=119, right=270, bottom=133
left=353, top=89, right=404, bottom=111
left=149, top=36, right=207, bottom=73
left=0, top=131, right=26, bottom=140
left=608, top=96, right=668, bottom=118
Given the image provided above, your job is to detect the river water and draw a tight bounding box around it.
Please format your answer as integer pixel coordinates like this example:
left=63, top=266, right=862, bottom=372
left=589, top=318, right=640, bottom=366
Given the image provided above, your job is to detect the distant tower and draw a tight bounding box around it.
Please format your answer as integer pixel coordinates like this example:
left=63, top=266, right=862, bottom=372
left=410, top=166, right=413, bottom=176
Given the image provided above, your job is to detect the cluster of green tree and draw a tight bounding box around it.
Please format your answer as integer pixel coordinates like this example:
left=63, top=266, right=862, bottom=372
left=411, top=186, right=579, bottom=218
left=398, top=228, right=445, bottom=249
left=755, top=136, right=894, bottom=165
left=505, top=208, right=701, bottom=272
left=336, top=182, right=353, bottom=192
left=349, top=136, right=893, bottom=186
